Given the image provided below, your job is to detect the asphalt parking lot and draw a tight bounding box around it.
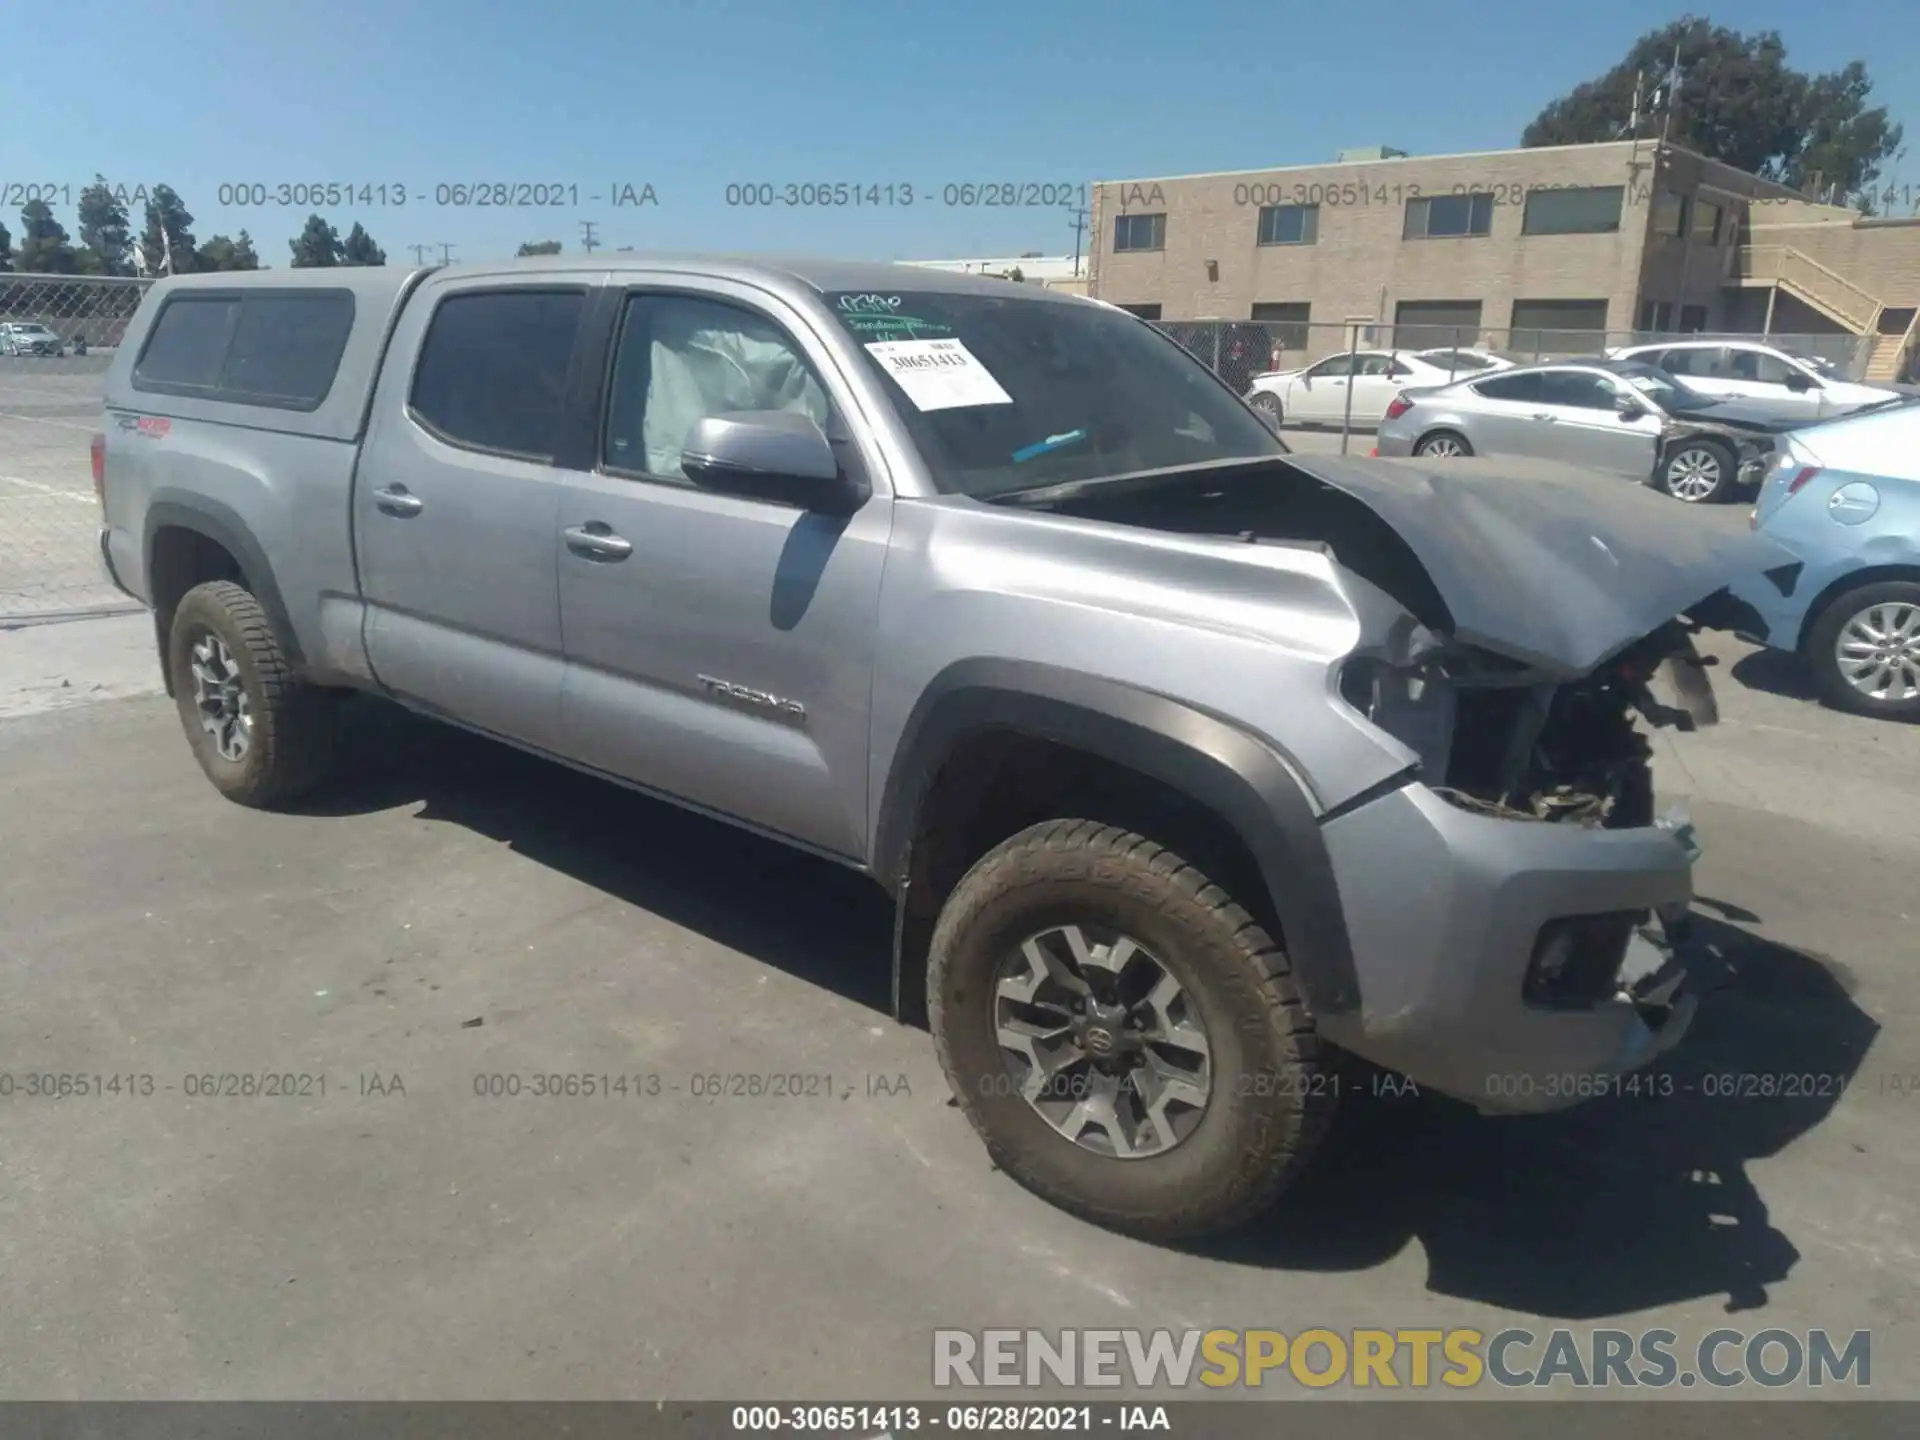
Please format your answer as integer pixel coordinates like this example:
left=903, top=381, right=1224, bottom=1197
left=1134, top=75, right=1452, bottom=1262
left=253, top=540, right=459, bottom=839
left=0, top=406, right=1915, bottom=1408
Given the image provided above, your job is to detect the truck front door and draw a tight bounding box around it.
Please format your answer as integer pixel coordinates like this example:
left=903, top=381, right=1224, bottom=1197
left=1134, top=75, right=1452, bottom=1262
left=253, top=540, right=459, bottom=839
left=551, top=281, right=892, bottom=860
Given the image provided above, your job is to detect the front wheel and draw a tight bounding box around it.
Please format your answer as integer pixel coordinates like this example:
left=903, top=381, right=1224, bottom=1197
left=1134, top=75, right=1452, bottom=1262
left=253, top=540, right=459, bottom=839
left=1249, top=391, right=1283, bottom=426
left=1804, top=580, right=1920, bottom=721
left=1658, top=439, right=1736, bottom=503
left=928, top=820, right=1331, bottom=1240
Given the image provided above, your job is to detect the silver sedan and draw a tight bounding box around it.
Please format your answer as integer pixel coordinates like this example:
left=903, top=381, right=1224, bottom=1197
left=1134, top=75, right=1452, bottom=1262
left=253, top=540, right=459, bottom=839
left=1372, top=359, right=1801, bottom=503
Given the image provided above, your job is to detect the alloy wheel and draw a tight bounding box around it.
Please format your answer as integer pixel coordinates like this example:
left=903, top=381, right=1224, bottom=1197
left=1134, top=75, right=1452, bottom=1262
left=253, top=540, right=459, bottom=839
left=1835, top=601, right=1920, bottom=703
left=1665, top=447, right=1723, bottom=502
left=189, top=632, right=253, bottom=762
left=1418, top=435, right=1464, bottom=458
left=993, top=923, right=1213, bottom=1159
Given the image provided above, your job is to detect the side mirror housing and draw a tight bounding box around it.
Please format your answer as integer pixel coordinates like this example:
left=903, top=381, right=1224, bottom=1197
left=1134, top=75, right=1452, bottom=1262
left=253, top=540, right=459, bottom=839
left=1785, top=370, right=1815, bottom=392
left=1615, top=396, right=1647, bottom=422
left=681, top=411, right=867, bottom=513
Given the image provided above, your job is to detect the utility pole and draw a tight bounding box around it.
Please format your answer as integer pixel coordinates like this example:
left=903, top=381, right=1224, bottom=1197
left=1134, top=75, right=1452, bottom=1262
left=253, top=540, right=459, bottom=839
left=1066, top=208, right=1088, bottom=278
left=579, top=220, right=600, bottom=254
left=408, top=244, right=431, bottom=265
left=436, top=243, right=456, bottom=264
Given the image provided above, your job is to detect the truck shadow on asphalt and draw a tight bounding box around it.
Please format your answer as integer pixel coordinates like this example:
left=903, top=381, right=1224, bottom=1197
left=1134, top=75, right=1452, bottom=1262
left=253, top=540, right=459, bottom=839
left=1187, top=910, right=1881, bottom=1319
left=313, top=700, right=1880, bottom=1321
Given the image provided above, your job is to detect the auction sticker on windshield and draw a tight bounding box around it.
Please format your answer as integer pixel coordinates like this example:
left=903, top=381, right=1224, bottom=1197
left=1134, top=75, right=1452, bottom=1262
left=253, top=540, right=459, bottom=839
left=864, top=338, right=1013, bottom=411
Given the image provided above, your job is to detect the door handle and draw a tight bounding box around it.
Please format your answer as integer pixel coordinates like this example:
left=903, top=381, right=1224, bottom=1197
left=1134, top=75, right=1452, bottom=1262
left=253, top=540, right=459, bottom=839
left=373, top=485, right=424, bottom=517
left=563, top=523, right=633, bottom=562
left=1530, top=412, right=1557, bottom=422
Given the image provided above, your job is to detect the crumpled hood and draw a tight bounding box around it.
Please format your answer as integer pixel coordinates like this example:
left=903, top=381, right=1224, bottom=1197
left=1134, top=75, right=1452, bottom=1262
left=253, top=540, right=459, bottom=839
left=1675, top=401, right=1803, bottom=435
left=1280, top=453, right=1800, bottom=674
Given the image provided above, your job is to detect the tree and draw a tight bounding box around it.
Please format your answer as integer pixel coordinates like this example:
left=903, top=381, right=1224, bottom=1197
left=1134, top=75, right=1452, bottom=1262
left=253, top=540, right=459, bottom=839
left=516, top=239, right=562, bottom=256
left=15, top=199, right=78, bottom=273
left=196, top=231, right=261, bottom=271
left=341, top=222, right=386, bottom=266
left=1004, top=265, right=1026, bottom=283
left=139, top=185, right=198, bottom=275
left=288, top=214, right=342, bottom=267
left=76, top=175, right=133, bottom=275
left=0, top=219, right=13, bottom=272
left=1522, top=18, right=1903, bottom=206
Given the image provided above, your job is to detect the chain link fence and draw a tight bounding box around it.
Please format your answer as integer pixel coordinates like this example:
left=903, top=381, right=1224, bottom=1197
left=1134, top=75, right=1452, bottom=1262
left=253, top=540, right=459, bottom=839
left=1154, top=319, right=1883, bottom=408
left=0, top=273, right=153, bottom=376
left=0, top=276, right=153, bottom=621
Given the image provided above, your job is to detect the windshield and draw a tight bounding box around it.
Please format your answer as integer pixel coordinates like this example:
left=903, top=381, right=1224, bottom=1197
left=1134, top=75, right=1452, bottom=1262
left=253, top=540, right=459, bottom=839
left=17, top=325, right=55, bottom=336
left=822, top=290, right=1285, bottom=496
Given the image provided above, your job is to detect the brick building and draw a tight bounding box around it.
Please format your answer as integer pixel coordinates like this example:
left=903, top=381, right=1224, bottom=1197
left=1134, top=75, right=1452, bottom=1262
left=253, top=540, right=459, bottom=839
left=1088, top=140, right=1920, bottom=381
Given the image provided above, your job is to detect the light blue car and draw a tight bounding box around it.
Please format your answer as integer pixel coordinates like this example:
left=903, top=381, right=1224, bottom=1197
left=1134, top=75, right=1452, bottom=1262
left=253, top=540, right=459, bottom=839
left=1734, top=395, right=1920, bottom=720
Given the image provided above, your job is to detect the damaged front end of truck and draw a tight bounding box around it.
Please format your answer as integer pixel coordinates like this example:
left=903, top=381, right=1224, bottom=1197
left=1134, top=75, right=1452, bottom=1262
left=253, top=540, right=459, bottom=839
left=996, top=451, right=1796, bottom=1091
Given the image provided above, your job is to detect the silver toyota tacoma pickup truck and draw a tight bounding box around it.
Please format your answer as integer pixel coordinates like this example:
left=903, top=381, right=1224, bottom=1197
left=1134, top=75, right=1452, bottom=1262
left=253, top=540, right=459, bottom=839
left=96, top=256, right=1780, bottom=1239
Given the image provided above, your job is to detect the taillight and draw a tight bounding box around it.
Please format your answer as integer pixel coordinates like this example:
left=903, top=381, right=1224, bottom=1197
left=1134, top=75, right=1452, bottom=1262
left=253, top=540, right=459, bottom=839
left=90, top=431, right=106, bottom=507
left=1384, top=393, right=1413, bottom=421
left=1784, top=465, right=1822, bottom=497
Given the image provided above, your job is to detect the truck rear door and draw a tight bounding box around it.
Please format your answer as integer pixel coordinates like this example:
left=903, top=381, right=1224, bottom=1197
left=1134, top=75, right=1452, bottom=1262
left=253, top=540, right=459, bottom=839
left=353, top=269, right=602, bottom=749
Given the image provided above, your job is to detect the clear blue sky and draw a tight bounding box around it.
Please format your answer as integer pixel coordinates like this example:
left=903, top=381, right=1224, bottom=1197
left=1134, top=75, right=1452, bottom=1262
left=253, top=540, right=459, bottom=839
left=4, top=0, right=1916, bottom=265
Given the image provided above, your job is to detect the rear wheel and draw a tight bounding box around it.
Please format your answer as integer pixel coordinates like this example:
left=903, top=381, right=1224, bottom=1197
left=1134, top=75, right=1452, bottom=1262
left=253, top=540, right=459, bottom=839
left=1804, top=581, right=1920, bottom=721
left=1414, top=430, right=1471, bottom=458
left=928, top=820, right=1331, bottom=1240
left=1659, top=439, right=1735, bottom=503
left=168, top=580, right=338, bottom=807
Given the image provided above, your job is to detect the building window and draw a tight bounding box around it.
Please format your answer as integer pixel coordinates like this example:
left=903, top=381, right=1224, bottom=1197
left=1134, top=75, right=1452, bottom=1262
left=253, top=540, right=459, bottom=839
left=1521, top=185, right=1625, bottom=235
left=1113, top=213, right=1165, bottom=253
left=1250, top=301, right=1310, bottom=350
left=1690, top=200, right=1723, bottom=244
left=1256, top=204, right=1318, bottom=246
left=1637, top=299, right=1673, bottom=332
left=1116, top=303, right=1162, bottom=320
left=1393, top=299, right=1484, bottom=351
left=1509, top=298, right=1609, bottom=355
left=1653, top=190, right=1689, bottom=237
left=1404, top=192, right=1494, bottom=239
left=1679, top=304, right=1708, bottom=332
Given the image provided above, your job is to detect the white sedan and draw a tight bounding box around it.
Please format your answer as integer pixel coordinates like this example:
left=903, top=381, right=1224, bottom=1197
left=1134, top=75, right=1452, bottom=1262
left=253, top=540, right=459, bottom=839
left=1244, top=350, right=1463, bottom=427
left=1607, top=338, right=1899, bottom=421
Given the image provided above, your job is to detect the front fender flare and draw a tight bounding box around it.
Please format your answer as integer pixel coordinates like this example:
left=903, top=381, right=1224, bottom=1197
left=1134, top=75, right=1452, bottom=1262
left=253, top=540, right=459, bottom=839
left=874, top=658, right=1364, bottom=1020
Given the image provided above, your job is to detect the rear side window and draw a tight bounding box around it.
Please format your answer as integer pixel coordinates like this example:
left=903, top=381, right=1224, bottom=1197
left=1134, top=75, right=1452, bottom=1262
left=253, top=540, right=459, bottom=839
left=409, top=289, right=586, bottom=460
left=221, top=295, right=356, bottom=406
left=133, top=291, right=354, bottom=410
left=134, top=297, right=242, bottom=395
left=1473, top=371, right=1542, bottom=402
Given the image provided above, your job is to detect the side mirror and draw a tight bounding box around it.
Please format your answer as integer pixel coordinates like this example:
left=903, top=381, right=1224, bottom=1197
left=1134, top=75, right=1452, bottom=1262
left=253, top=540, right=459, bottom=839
left=1785, top=370, right=1814, bottom=392
left=1615, top=396, right=1647, bottom=422
left=681, top=411, right=866, bottom=513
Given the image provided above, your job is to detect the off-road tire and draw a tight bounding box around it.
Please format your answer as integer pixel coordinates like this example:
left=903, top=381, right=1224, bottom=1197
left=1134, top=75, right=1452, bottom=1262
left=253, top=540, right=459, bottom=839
left=928, top=819, right=1331, bottom=1240
left=168, top=580, right=336, bottom=807
left=1803, top=579, right=1920, bottom=722
left=1658, top=438, right=1737, bottom=504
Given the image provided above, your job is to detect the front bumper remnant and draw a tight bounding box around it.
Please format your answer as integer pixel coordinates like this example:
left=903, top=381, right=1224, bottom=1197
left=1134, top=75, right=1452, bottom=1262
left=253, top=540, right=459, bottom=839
left=1316, top=781, right=1699, bottom=1113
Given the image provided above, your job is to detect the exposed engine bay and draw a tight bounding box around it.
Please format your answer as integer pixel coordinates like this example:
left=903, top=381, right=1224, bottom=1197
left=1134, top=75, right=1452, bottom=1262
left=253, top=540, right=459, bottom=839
left=1338, top=617, right=1718, bottom=831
